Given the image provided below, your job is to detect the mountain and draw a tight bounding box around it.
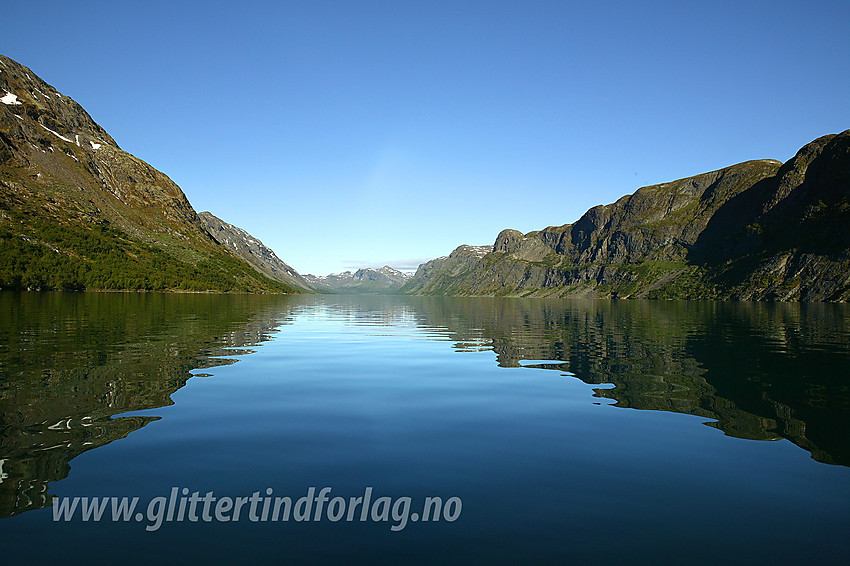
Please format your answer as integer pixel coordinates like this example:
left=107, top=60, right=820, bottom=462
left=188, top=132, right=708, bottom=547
left=0, top=53, right=300, bottom=293
left=197, top=211, right=312, bottom=291
left=402, top=131, right=850, bottom=302
left=303, top=266, right=410, bottom=294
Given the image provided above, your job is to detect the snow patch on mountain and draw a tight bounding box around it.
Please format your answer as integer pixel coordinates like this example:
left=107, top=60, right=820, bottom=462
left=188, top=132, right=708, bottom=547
left=1, top=91, right=22, bottom=105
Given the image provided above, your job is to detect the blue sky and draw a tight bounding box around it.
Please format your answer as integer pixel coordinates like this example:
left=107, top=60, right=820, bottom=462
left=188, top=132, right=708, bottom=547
left=3, top=1, right=848, bottom=274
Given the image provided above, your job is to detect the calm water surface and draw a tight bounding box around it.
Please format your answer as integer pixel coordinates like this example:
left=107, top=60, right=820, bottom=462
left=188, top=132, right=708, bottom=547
left=1, top=292, right=849, bottom=564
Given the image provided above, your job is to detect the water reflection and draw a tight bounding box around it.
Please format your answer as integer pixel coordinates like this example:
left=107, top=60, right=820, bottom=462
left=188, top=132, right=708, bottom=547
left=402, top=297, right=850, bottom=466
left=1, top=293, right=848, bottom=520
left=295, top=296, right=850, bottom=466
left=0, top=292, right=295, bottom=517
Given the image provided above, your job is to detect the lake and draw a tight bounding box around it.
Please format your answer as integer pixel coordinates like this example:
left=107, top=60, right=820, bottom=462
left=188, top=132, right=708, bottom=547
left=1, top=292, right=849, bottom=564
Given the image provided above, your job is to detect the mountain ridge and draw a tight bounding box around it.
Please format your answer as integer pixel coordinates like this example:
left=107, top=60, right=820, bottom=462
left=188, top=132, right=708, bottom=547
left=303, top=265, right=410, bottom=294
left=402, top=132, right=850, bottom=301
left=0, top=53, right=302, bottom=293
left=197, top=211, right=312, bottom=291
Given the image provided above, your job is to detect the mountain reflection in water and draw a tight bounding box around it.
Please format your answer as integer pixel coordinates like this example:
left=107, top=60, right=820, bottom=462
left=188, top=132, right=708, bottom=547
left=1, top=293, right=848, bottom=520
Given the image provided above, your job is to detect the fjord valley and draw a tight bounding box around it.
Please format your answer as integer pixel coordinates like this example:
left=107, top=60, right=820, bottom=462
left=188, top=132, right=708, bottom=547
left=402, top=131, right=850, bottom=302
left=0, top=54, right=303, bottom=293
left=2, top=50, right=849, bottom=303
left=3, top=1, right=850, bottom=563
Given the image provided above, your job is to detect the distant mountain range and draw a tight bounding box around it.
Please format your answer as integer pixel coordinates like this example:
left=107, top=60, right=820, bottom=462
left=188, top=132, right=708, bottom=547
left=402, top=131, right=850, bottom=301
left=303, top=266, right=410, bottom=294
left=0, top=53, right=303, bottom=292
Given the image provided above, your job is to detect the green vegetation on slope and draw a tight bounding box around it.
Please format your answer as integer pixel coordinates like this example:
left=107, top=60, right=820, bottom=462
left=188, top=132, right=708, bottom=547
left=0, top=208, right=297, bottom=292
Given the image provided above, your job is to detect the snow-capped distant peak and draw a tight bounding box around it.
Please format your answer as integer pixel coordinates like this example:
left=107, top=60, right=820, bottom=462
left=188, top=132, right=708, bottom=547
left=378, top=266, right=410, bottom=278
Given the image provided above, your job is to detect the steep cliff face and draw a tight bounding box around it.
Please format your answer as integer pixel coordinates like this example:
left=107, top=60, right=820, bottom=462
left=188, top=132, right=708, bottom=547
left=690, top=132, right=850, bottom=301
left=198, top=212, right=312, bottom=291
left=304, top=266, right=410, bottom=294
left=402, top=131, right=850, bottom=301
left=0, top=53, right=298, bottom=292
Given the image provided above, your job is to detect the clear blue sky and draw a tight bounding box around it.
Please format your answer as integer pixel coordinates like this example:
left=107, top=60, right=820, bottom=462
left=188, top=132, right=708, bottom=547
left=4, top=1, right=848, bottom=274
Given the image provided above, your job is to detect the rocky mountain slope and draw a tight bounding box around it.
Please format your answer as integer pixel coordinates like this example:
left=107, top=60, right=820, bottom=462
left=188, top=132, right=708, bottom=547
left=0, top=53, right=300, bottom=292
left=304, top=266, right=410, bottom=294
left=198, top=211, right=312, bottom=291
left=402, top=131, right=850, bottom=301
